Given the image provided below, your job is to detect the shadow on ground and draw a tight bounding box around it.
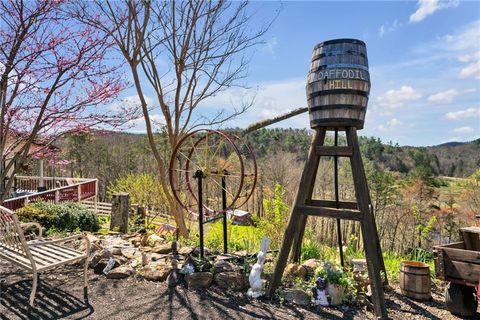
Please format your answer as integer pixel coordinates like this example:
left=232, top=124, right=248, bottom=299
left=0, top=279, right=93, bottom=320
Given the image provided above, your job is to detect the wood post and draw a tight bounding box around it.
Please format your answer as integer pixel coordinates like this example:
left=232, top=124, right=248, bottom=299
left=267, top=127, right=388, bottom=320
left=136, top=205, right=146, bottom=227
left=110, top=192, right=130, bottom=233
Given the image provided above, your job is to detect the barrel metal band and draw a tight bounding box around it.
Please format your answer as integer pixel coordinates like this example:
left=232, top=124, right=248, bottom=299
left=309, top=105, right=366, bottom=112
left=310, top=118, right=364, bottom=124
left=307, top=89, right=370, bottom=98
left=312, top=51, right=367, bottom=60
left=312, top=64, right=370, bottom=72
left=314, top=39, right=366, bottom=48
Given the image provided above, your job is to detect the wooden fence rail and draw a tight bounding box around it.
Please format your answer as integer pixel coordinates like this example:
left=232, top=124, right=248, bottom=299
left=82, top=200, right=173, bottom=225
left=3, top=178, right=98, bottom=211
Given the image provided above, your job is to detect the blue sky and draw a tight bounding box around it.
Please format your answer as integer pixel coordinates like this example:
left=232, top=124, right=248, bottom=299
left=123, top=0, right=480, bottom=147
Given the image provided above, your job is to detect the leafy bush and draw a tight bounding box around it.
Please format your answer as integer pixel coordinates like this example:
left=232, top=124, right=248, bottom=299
left=408, top=247, right=433, bottom=263
left=256, top=184, right=290, bottom=249
left=15, top=205, right=57, bottom=230
left=16, top=202, right=100, bottom=232
left=107, top=173, right=168, bottom=213
left=202, top=220, right=264, bottom=253
left=315, top=262, right=351, bottom=287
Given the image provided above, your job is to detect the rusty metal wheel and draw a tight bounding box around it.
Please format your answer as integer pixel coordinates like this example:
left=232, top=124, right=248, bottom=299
left=169, top=130, right=256, bottom=216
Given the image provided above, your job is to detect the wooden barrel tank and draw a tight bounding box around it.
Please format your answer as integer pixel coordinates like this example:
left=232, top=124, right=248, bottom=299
left=399, top=261, right=432, bottom=300
left=306, top=38, right=370, bottom=129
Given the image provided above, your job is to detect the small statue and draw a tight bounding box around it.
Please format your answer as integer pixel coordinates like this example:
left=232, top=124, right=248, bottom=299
left=247, top=237, right=271, bottom=298
left=312, top=277, right=329, bottom=306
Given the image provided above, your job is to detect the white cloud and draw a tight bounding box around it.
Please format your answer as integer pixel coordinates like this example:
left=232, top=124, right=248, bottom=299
left=453, top=126, right=475, bottom=135
left=110, top=95, right=153, bottom=112
left=445, top=107, right=480, bottom=120
left=376, top=86, right=422, bottom=108
left=376, top=118, right=403, bottom=132
left=428, top=88, right=476, bottom=104
left=427, top=89, right=459, bottom=103
left=409, top=0, right=459, bottom=24
left=457, top=51, right=480, bottom=80
left=262, top=37, right=278, bottom=56
left=127, top=114, right=166, bottom=133
left=379, top=20, right=401, bottom=37
left=437, top=21, right=480, bottom=79
left=200, top=78, right=310, bottom=129
left=459, top=60, right=480, bottom=79
left=442, top=21, right=480, bottom=52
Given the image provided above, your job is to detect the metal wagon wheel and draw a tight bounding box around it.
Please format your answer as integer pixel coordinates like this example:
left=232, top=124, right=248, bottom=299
left=228, top=133, right=257, bottom=209
left=170, top=129, right=255, bottom=215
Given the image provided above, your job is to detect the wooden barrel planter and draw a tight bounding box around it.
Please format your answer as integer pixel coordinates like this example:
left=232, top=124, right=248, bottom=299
left=399, top=261, right=431, bottom=300
left=306, top=38, right=370, bottom=129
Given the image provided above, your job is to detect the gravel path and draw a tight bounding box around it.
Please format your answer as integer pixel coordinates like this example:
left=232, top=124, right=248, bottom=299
left=1, top=261, right=478, bottom=320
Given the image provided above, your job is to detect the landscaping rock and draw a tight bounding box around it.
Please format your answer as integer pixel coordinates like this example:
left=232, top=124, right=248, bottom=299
left=283, top=288, right=311, bottom=306
left=111, top=248, right=123, bottom=256
left=302, top=259, right=323, bottom=278
left=178, top=246, right=194, bottom=255
left=192, top=247, right=211, bottom=256
left=106, top=265, right=135, bottom=279
left=285, top=263, right=307, bottom=279
left=214, top=271, right=248, bottom=291
left=186, top=272, right=213, bottom=290
left=130, top=235, right=143, bottom=247
left=147, top=234, right=163, bottom=247
left=234, top=250, right=248, bottom=257
left=79, top=233, right=102, bottom=252
left=303, top=259, right=322, bottom=271
left=138, top=264, right=172, bottom=282
left=214, top=254, right=237, bottom=262
left=93, top=258, right=120, bottom=275
left=89, top=249, right=113, bottom=268
left=152, top=243, right=172, bottom=254
left=213, top=260, right=237, bottom=273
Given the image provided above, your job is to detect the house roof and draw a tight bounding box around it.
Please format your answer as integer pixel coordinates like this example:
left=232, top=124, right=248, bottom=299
left=2, top=132, right=61, bottom=159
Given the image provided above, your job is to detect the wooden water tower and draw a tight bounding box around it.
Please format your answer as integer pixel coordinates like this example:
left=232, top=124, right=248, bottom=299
left=267, top=39, right=388, bottom=319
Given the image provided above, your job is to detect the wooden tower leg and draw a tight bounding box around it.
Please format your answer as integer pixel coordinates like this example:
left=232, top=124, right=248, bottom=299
left=267, top=128, right=325, bottom=296
left=363, top=169, right=389, bottom=286
left=346, top=127, right=388, bottom=319
left=291, top=215, right=307, bottom=263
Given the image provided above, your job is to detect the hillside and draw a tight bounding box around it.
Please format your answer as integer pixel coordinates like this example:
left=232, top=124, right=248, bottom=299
left=240, top=129, right=479, bottom=178
left=57, top=129, right=479, bottom=179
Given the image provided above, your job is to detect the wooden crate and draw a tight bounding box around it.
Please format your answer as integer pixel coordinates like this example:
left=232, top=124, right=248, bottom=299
left=433, top=242, right=480, bottom=285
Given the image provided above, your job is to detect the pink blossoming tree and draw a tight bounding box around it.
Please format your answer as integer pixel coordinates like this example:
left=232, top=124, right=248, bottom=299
left=0, top=0, right=135, bottom=201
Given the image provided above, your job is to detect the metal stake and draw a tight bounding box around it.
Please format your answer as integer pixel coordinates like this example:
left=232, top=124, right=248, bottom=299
left=334, top=129, right=344, bottom=268
left=194, top=170, right=205, bottom=259
left=222, top=170, right=228, bottom=254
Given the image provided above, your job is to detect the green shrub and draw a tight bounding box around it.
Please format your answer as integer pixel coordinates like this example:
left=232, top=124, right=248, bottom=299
left=16, top=205, right=57, bottom=230
left=315, top=262, right=350, bottom=287
left=300, top=239, right=323, bottom=261
left=16, top=201, right=100, bottom=232
left=202, top=220, right=264, bottom=253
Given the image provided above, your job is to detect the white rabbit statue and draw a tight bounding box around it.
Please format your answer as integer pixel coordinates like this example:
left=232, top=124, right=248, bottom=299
left=247, top=237, right=271, bottom=298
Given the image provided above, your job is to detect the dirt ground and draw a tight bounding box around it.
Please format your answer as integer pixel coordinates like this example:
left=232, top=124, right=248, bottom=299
left=1, top=261, right=478, bottom=320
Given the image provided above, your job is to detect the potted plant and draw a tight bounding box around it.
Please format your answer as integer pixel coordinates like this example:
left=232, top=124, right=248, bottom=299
left=315, top=262, right=350, bottom=306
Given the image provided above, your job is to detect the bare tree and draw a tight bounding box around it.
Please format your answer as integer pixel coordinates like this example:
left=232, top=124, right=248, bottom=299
left=70, top=0, right=272, bottom=236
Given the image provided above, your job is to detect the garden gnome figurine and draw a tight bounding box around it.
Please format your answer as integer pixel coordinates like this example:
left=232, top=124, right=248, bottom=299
left=312, top=277, right=329, bottom=306
left=247, top=237, right=271, bottom=298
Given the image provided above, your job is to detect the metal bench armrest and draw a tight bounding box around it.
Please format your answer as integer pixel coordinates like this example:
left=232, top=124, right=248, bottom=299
left=21, top=222, right=43, bottom=239
left=29, top=233, right=91, bottom=254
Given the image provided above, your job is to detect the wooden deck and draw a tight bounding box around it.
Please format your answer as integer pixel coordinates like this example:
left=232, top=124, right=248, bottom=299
left=2, top=176, right=98, bottom=211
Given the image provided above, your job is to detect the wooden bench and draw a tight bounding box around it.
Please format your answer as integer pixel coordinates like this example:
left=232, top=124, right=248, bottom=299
left=0, top=205, right=91, bottom=307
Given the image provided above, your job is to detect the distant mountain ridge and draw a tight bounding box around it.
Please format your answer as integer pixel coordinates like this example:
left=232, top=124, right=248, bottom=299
left=68, top=129, right=479, bottom=178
